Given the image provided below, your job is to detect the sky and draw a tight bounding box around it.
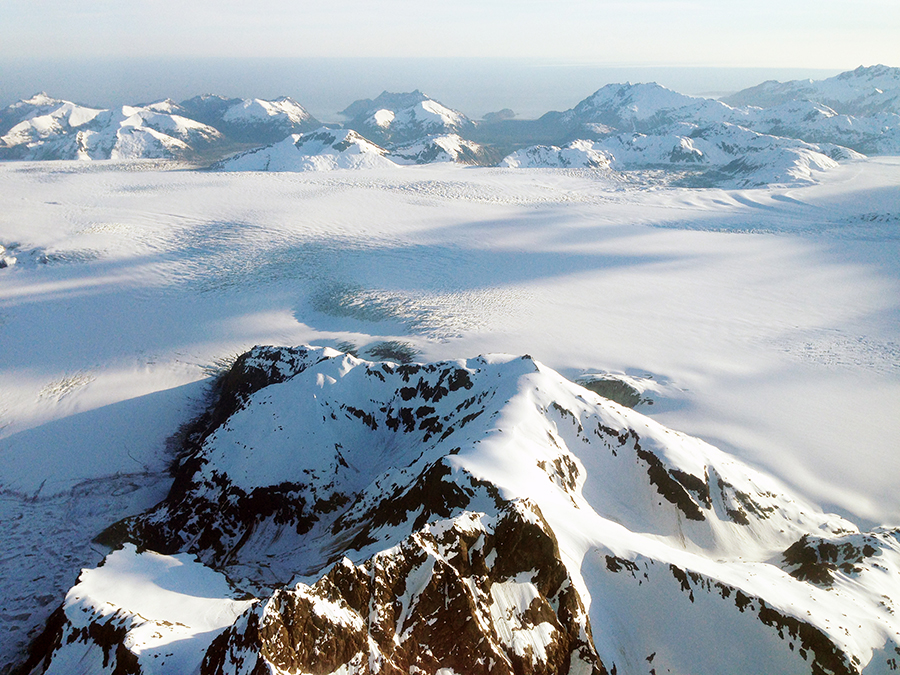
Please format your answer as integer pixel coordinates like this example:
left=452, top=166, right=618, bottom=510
left=3, top=0, right=898, bottom=66
left=1, top=1, right=898, bottom=118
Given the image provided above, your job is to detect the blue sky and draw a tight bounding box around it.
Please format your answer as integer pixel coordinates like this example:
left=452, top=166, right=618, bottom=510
left=3, top=0, right=898, bottom=67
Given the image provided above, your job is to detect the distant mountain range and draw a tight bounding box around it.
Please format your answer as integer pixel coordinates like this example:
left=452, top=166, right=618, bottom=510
left=721, top=64, right=900, bottom=115
left=0, top=93, right=319, bottom=161
left=2, top=65, right=899, bottom=186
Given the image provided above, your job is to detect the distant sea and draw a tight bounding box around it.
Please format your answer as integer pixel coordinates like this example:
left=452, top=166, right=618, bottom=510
left=1, top=57, right=842, bottom=121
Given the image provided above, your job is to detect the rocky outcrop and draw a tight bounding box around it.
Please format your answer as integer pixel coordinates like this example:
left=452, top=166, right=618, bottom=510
left=203, top=502, right=605, bottom=675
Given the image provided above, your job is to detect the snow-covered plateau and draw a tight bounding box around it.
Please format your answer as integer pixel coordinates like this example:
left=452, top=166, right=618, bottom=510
left=1, top=66, right=900, bottom=675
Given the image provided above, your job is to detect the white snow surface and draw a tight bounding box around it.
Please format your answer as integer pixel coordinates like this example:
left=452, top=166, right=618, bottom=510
left=50, top=544, right=253, bottom=675
left=371, top=109, right=395, bottom=128
left=1, top=157, right=900, bottom=671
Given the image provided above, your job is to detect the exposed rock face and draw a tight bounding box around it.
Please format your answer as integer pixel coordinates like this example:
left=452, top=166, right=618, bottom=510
left=203, top=502, right=605, bottom=675
left=20, top=346, right=900, bottom=675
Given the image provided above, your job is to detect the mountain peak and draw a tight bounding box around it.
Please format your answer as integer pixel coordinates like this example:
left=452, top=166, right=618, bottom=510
left=341, top=90, right=432, bottom=120
left=23, top=92, right=60, bottom=106
left=25, top=344, right=900, bottom=675
left=214, top=127, right=396, bottom=172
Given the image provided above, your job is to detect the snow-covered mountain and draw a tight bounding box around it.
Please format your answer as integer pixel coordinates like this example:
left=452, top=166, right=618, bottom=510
left=0, top=93, right=320, bottom=161
left=342, top=90, right=475, bottom=146
left=742, top=99, right=900, bottom=155
left=2, top=65, right=899, bottom=176
left=0, top=93, right=104, bottom=137
left=179, top=94, right=320, bottom=144
left=214, top=128, right=398, bottom=171
left=503, top=123, right=861, bottom=187
left=723, top=65, right=900, bottom=116
left=500, top=139, right=614, bottom=169
left=21, top=345, right=900, bottom=675
left=0, top=94, right=223, bottom=161
left=389, top=133, right=485, bottom=165
left=559, top=82, right=742, bottom=134
left=547, top=78, right=900, bottom=157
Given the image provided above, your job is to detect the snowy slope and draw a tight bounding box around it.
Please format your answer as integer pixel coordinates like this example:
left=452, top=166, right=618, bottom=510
left=1, top=155, right=899, bottom=674
left=214, top=128, right=398, bottom=171
left=25, top=346, right=900, bottom=675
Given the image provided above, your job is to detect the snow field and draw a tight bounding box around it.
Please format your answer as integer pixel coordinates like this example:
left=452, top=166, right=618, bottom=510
left=0, top=158, right=898, bottom=671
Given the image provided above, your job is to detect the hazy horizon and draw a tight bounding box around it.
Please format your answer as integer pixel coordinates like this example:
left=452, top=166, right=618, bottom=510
left=3, top=1, right=894, bottom=119
left=1, top=57, right=845, bottom=121
left=4, top=1, right=898, bottom=65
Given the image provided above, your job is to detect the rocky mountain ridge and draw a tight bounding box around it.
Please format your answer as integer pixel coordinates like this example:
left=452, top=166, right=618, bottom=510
left=18, top=345, right=900, bottom=675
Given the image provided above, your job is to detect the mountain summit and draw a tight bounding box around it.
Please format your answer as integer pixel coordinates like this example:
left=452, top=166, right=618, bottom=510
left=342, top=91, right=474, bottom=146
left=21, top=346, right=900, bottom=675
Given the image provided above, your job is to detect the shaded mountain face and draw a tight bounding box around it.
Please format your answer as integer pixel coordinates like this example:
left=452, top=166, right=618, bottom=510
left=22, top=345, right=900, bottom=675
